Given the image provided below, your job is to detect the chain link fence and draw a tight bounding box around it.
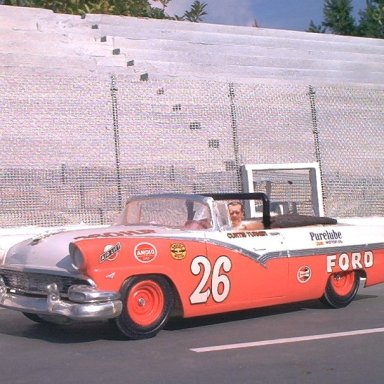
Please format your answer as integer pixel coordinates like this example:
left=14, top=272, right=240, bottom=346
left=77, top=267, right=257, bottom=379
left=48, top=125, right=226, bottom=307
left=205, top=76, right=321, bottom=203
left=0, top=67, right=383, bottom=227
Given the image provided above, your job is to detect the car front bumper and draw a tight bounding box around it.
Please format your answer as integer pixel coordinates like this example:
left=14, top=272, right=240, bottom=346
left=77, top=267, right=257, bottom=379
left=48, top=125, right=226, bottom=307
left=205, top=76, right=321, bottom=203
left=0, top=278, right=122, bottom=320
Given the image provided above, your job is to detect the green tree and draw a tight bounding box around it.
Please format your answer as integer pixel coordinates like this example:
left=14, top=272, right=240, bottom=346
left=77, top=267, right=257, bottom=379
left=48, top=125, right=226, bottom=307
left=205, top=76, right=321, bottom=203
left=19, top=0, right=156, bottom=16
left=4, top=0, right=207, bottom=21
left=3, top=0, right=28, bottom=4
left=322, top=0, right=356, bottom=35
left=183, top=1, right=207, bottom=22
left=152, top=0, right=171, bottom=11
left=307, top=19, right=326, bottom=33
left=357, top=0, right=384, bottom=38
left=308, top=0, right=383, bottom=38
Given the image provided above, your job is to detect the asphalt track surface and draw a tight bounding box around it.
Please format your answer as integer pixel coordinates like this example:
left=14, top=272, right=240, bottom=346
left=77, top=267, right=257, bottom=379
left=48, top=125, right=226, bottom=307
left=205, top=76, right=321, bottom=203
left=1, top=283, right=384, bottom=384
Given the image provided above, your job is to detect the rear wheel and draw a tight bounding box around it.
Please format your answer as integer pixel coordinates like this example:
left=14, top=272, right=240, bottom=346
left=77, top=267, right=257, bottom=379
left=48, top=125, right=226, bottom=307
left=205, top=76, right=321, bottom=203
left=115, top=275, right=174, bottom=339
left=321, top=271, right=360, bottom=308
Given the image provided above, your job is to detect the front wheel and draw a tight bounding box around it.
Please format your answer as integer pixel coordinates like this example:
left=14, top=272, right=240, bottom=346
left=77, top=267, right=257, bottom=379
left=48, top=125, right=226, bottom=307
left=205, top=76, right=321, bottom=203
left=321, top=271, right=360, bottom=308
left=115, top=275, right=174, bottom=340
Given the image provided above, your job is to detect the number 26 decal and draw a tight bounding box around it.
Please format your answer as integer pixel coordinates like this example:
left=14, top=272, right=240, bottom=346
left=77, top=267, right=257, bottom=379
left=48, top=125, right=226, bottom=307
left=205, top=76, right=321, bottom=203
left=190, top=255, right=232, bottom=304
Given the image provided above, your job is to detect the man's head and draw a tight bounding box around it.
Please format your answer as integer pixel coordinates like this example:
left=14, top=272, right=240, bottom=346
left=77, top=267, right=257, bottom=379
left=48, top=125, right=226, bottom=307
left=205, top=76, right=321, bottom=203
left=228, top=200, right=244, bottom=227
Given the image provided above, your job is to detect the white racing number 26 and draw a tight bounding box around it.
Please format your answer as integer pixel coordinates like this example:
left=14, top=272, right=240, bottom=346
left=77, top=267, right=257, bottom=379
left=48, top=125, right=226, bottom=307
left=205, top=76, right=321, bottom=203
left=190, top=255, right=232, bottom=304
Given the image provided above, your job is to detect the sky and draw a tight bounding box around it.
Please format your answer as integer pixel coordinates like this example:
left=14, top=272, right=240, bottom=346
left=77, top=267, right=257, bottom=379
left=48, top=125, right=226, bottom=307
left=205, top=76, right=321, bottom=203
left=150, top=0, right=369, bottom=31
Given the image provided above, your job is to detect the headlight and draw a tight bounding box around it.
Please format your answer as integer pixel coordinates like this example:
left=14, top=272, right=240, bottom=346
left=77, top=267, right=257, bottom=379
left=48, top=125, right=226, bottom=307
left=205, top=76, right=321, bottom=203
left=69, top=243, right=86, bottom=271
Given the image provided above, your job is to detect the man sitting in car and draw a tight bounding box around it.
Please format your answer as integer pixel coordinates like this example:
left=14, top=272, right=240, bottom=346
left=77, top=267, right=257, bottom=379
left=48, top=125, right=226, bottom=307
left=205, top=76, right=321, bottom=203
left=228, top=200, right=264, bottom=230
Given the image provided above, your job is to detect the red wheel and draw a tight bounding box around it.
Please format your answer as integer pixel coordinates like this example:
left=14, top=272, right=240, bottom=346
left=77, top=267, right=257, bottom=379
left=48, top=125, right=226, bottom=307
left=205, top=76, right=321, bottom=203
left=127, top=280, right=166, bottom=327
left=330, top=271, right=356, bottom=296
left=321, top=271, right=360, bottom=308
left=115, top=275, right=174, bottom=339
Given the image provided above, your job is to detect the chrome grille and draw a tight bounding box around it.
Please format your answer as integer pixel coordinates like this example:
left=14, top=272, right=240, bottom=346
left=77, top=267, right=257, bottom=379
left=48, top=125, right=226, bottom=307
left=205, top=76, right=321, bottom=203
left=0, top=269, right=90, bottom=296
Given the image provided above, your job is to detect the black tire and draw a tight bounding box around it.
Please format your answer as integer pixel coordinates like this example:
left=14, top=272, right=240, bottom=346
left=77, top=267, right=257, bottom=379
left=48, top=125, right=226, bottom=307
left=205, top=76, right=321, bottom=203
left=321, top=271, right=360, bottom=308
left=115, top=275, right=174, bottom=340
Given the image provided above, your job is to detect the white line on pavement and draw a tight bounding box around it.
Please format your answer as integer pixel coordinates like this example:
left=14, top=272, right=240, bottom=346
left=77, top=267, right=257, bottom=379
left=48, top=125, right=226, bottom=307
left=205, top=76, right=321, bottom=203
left=190, top=327, right=384, bottom=353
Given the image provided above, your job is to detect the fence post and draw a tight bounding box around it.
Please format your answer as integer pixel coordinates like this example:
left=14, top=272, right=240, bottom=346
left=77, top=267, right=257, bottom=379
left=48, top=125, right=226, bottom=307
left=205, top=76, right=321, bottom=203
left=110, top=74, right=122, bottom=210
left=228, top=82, right=242, bottom=189
left=308, top=85, right=325, bottom=204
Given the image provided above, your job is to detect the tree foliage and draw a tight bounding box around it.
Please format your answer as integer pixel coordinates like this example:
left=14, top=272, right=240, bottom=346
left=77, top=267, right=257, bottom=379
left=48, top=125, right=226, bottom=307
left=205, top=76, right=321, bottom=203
left=183, top=1, right=207, bottom=22
left=357, top=0, right=384, bottom=38
left=323, top=0, right=356, bottom=35
left=3, top=0, right=208, bottom=22
left=308, top=0, right=384, bottom=38
left=307, top=20, right=326, bottom=33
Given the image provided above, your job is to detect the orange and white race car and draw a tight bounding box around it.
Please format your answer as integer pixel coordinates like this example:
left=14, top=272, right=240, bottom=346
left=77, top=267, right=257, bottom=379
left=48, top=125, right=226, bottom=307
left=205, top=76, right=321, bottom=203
left=0, top=192, right=384, bottom=339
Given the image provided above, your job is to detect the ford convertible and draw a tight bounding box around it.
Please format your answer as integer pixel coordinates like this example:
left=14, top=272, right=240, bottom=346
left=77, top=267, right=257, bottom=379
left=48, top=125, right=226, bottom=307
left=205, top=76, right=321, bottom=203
left=0, top=192, right=384, bottom=339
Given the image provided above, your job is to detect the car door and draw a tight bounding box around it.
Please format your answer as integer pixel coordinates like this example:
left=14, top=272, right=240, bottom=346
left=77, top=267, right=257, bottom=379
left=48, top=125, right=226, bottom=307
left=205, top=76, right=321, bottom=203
left=205, top=228, right=289, bottom=309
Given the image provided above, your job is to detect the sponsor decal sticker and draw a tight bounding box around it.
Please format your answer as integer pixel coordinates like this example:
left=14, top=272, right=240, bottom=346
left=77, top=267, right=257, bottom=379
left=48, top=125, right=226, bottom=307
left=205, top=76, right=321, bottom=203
left=100, top=243, right=121, bottom=263
left=134, top=242, right=158, bottom=263
left=297, top=266, right=312, bottom=283
left=171, top=243, right=187, bottom=260
left=310, top=230, right=343, bottom=246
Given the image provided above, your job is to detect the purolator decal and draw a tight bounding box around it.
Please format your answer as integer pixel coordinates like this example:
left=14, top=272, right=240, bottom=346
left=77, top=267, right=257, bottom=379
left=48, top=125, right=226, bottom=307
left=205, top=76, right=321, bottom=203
left=326, top=250, right=374, bottom=272
left=297, top=266, right=312, bottom=283
left=134, top=242, right=158, bottom=263
left=100, top=243, right=121, bottom=263
left=171, top=243, right=187, bottom=260
left=310, top=229, right=343, bottom=246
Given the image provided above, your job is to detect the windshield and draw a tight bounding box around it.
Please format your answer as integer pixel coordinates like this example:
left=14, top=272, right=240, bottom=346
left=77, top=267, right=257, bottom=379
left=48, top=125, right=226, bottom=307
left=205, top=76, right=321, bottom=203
left=115, top=196, right=213, bottom=230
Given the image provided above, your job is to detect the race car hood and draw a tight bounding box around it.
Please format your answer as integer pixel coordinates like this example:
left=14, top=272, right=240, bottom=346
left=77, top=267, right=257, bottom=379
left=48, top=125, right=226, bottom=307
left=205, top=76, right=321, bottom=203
left=1, top=225, right=172, bottom=274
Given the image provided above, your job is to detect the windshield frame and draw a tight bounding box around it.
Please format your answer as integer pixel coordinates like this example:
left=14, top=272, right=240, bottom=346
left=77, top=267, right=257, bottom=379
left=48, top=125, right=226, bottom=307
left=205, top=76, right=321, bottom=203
left=114, top=193, right=221, bottom=230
